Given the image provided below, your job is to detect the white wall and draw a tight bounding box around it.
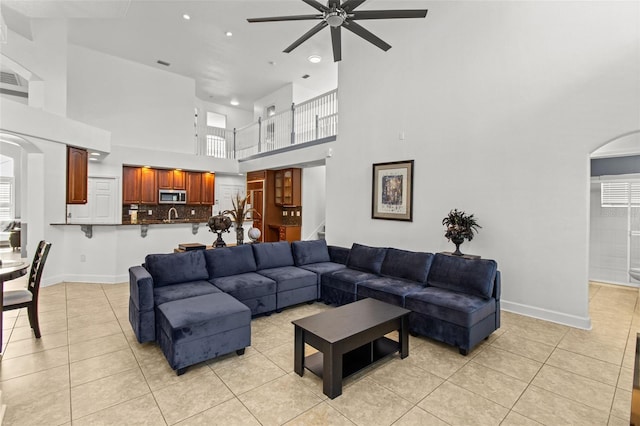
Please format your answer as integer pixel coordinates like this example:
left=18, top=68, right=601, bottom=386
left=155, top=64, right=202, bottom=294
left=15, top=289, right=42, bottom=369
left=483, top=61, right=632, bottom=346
left=253, top=83, right=294, bottom=120
left=327, top=1, right=640, bottom=329
left=301, top=166, right=326, bottom=240
left=67, top=45, right=195, bottom=154
left=196, top=99, right=253, bottom=130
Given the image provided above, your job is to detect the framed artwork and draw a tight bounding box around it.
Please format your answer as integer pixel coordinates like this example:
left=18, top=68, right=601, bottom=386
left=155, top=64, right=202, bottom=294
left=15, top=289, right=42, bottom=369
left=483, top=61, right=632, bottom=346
left=371, top=160, right=414, bottom=221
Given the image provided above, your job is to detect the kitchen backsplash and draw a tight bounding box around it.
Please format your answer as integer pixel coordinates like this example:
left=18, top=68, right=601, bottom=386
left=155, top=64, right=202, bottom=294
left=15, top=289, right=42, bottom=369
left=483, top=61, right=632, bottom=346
left=122, top=204, right=214, bottom=224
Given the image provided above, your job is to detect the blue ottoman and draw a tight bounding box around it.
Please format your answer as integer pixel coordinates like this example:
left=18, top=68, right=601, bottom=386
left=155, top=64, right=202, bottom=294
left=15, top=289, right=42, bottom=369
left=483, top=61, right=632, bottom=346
left=156, top=292, right=251, bottom=375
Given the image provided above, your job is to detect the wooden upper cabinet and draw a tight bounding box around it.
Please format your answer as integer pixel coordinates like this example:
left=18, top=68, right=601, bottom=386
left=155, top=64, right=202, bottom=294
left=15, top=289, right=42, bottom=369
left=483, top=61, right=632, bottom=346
left=122, top=166, right=141, bottom=204
left=157, top=169, right=186, bottom=190
left=201, top=172, right=215, bottom=205
left=66, top=146, right=88, bottom=204
left=140, top=167, right=157, bottom=204
left=122, top=166, right=157, bottom=204
left=173, top=170, right=186, bottom=190
left=157, top=169, right=173, bottom=189
left=186, top=171, right=202, bottom=204
left=275, top=168, right=301, bottom=206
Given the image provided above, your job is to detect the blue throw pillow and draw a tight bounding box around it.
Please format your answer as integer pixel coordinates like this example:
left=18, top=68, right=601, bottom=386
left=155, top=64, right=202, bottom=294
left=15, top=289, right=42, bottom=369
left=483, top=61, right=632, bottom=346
left=292, top=240, right=331, bottom=265
left=145, top=250, right=209, bottom=287
left=252, top=241, right=294, bottom=270
left=380, top=248, right=434, bottom=283
left=204, top=244, right=257, bottom=278
left=346, top=243, right=387, bottom=274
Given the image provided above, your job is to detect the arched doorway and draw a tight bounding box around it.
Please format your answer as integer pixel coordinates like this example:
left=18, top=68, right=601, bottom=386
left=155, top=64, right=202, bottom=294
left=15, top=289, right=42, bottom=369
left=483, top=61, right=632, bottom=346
left=0, top=132, right=44, bottom=259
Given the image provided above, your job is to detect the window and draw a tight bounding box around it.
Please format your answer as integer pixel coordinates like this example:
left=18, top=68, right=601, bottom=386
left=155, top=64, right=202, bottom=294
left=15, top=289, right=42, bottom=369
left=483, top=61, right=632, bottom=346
left=207, top=112, right=226, bottom=128
left=601, top=182, right=640, bottom=207
left=0, top=177, right=14, bottom=220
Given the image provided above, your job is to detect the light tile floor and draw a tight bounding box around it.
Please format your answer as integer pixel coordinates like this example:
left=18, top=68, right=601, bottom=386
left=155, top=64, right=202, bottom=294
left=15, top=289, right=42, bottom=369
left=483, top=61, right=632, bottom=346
left=0, top=278, right=637, bottom=425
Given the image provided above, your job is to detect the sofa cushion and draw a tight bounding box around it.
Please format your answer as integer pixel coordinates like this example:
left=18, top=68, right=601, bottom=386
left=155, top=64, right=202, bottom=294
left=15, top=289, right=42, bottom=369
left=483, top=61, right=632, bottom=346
left=291, top=240, right=331, bottom=266
left=357, top=277, right=425, bottom=307
left=252, top=242, right=295, bottom=270
left=427, top=254, right=497, bottom=299
left=346, top=243, right=387, bottom=274
left=321, top=268, right=379, bottom=293
left=380, top=248, right=433, bottom=284
left=145, top=251, right=209, bottom=287
left=257, top=266, right=317, bottom=292
left=211, top=272, right=276, bottom=300
left=156, top=293, right=250, bottom=343
left=153, top=280, right=221, bottom=306
left=204, top=244, right=257, bottom=278
left=405, top=287, right=496, bottom=328
left=299, top=262, right=346, bottom=285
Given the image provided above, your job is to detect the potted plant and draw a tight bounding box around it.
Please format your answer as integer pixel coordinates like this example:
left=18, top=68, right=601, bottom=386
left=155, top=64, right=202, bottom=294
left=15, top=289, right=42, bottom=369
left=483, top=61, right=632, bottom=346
left=223, top=193, right=261, bottom=245
left=442, top=209, right=481, bottom=256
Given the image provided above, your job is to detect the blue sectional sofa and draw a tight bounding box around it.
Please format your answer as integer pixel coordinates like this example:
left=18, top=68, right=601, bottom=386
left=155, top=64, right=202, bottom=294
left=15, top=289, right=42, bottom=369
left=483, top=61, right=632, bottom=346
left=129, top=240, right=501, bottom=373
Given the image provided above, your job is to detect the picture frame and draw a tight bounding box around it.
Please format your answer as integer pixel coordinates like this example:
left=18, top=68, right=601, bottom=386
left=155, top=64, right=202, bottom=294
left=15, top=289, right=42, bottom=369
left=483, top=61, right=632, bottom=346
left=371, top=160, right=414, bottom=221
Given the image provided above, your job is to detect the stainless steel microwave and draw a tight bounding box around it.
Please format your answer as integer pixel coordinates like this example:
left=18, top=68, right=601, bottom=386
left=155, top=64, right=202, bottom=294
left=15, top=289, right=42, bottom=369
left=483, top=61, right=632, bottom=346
left=158, top=189, right=187, bottom=204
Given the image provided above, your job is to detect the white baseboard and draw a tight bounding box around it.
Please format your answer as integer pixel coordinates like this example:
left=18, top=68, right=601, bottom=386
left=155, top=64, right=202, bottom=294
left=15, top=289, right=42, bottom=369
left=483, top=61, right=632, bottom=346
left=501, top=299, right=592, bottom=330
left=41, top=273, right=128, bottom=287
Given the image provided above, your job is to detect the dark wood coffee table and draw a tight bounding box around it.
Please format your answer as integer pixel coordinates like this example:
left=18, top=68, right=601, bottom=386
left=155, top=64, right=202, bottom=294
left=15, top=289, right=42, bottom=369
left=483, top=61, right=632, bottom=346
left=292, top=298, right=410, bottom=399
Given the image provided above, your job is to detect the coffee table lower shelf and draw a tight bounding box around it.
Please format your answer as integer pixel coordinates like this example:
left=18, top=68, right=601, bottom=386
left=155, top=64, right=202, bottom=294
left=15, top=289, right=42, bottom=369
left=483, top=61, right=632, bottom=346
left=304, top=337, right=399, bottom=379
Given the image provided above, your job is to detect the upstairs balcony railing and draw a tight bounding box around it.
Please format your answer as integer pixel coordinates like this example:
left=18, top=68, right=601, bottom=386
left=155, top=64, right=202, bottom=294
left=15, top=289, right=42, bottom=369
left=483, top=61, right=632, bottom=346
left=198, top=89, right=337, bottom=160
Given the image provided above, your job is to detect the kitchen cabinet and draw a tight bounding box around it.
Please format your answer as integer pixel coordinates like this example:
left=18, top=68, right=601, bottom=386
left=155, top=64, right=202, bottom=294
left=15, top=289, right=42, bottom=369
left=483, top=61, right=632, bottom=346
left=66, top=146, right=88, bottom=204
left=122, top=166, right=157, bottom=204
left=274, top=168, right=301, bottom=206
left=201, top=172, right=215, bottom=205
left=122, top=166, right=141, bottom=204
left=268, top=225, right=301, bottom=242
left=157, top=169, right=186, bottom=190
left=186, top=171, right=202, bottom=204
left=140, top=167, right=157, bottom=204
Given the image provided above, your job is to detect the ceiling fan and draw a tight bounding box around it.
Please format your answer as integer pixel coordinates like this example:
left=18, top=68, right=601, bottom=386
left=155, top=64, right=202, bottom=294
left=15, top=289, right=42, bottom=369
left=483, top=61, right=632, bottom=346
left=247, top=0, right=428, bottom=62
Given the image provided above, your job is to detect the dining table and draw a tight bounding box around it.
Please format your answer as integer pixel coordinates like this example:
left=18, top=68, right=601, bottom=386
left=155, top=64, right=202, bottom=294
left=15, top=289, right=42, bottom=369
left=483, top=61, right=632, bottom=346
left=0, top=259, right=29, bottom=354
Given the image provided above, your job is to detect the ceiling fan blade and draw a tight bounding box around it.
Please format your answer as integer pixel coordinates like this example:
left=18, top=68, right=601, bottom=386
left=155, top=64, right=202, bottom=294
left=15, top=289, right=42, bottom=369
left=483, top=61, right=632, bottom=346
left=302, top=0, right=329, bottom=12
left=330, top=26, right=342, bottom=62
left=247, top=14, right=323, bottom=23
left=343, top=20, right=391, bottom=51
left=340, top=0, right=367, bottom=12
left=352, top=10, right=428, bottom=20
left=283, top=21, right=328, bottom=53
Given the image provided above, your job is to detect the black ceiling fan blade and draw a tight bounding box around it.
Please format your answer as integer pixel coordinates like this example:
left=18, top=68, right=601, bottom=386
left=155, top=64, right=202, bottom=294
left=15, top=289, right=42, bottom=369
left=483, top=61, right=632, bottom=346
left=330, top=26, right=342, bottom=62
left=283, top=21, right=328, bottom=53
left=302, top=0, right=329, bottom=12
left=352, top=10, right=428, bottom=20
left=343, top=20, right=391, bottom=51
left=247, top=14, right=323, bottom=23
left=340, top=0, right=367, bottom=12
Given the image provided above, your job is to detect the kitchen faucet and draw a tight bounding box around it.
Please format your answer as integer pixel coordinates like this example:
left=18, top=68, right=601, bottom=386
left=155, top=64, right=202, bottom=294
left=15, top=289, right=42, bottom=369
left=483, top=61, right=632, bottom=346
left=168, top=207, right=178, bottom=222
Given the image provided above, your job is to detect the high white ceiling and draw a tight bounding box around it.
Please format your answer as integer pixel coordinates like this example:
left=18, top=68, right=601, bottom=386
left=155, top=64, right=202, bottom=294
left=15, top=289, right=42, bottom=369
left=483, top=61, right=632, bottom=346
left=2, top=0, right=427, bottom=109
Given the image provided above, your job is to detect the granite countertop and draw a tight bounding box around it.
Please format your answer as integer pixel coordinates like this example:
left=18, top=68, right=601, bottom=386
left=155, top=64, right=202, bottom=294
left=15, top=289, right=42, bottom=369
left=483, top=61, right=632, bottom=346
left=51, top=219, right=206, bottom=226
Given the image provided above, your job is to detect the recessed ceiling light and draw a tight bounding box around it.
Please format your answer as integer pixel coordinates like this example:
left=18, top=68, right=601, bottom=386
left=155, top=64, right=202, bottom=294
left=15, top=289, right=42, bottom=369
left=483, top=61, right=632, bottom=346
left=183, top=14, right=191, bottom=20
left=230, top=99, right=239, bottom=106
left=89, top=157, right=98, bottom=161
left=225, top=31, right=233, bottom=37
left=307, top=55, right=322, bottom=63
left=90, top=152, right=101, bottom=156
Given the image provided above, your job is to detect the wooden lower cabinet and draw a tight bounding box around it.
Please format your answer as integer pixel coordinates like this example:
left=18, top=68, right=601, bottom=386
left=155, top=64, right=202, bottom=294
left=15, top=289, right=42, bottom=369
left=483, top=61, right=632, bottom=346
left=268, top=225, right=301, bottom=242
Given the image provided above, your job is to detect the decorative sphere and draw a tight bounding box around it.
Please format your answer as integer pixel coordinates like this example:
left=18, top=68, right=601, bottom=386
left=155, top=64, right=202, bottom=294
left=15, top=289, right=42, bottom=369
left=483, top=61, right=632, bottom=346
left=248, top=227, right=261, bottom=243
left=207, top=214, right=232, bottom=233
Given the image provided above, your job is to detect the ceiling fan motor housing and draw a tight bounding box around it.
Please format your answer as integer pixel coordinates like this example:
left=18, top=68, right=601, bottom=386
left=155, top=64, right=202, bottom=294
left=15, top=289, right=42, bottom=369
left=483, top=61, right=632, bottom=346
left=325, top=10, right=347, bottom=27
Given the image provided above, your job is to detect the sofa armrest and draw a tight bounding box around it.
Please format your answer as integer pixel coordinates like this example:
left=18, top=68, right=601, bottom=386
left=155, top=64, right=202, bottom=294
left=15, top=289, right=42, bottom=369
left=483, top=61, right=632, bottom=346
left=129, top=265, right=155, bottom=312
left=328, top=245, right=350, bottom=265
left=493, top=270, right=501, bottom=301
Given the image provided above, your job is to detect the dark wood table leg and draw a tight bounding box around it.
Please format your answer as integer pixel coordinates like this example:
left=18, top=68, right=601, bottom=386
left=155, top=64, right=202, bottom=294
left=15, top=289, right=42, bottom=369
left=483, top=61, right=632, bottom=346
left=294, top=325, right=304, bottom=376
left=324, top=344, right=343, bottom=399
left=399, top=315, right=409, bottom=359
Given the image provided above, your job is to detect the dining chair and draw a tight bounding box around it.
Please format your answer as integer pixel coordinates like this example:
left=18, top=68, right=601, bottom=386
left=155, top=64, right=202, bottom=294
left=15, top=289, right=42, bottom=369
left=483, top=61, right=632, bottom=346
left=3, top=240, right=52, bottom=338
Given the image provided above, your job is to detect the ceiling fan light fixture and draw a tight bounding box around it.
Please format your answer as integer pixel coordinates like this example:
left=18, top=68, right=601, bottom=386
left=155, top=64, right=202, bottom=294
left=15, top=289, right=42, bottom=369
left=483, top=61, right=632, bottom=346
left=307, top=55, right=322, bottom=63
left=325, top=10, right=346, bottom=27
